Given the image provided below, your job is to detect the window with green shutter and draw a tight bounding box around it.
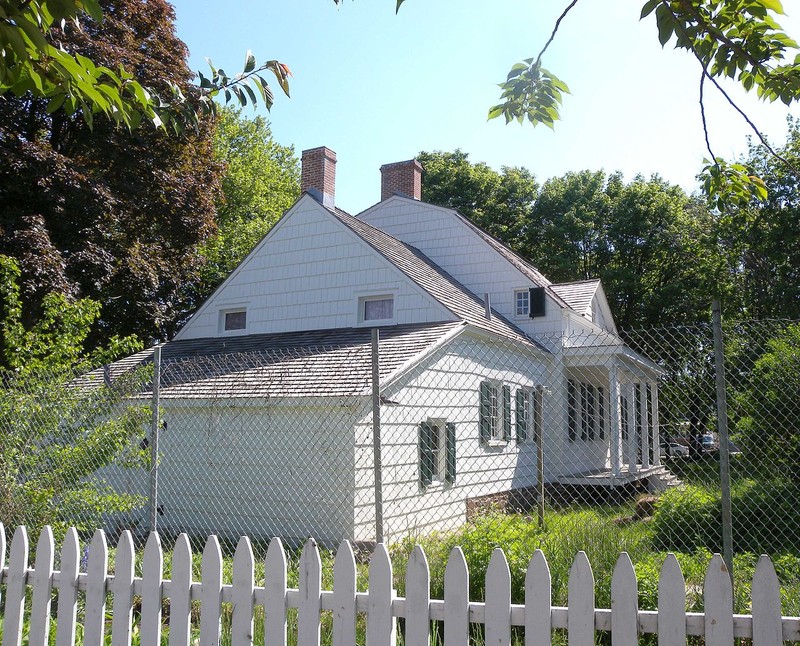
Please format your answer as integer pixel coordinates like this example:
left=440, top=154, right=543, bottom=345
left=419, top=421, right=435, bottom=487
left=502, top=385, right=511, bottom=440
left=516, top=388, right=530, bottom=443
left=445, top=422, right=456, bottom=484
left=568, top=379, right=577, bottom=442
left=420, top=419, right=456, bottom=487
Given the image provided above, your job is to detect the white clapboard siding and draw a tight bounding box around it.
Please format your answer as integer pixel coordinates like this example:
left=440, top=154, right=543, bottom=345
left=1, top=525, right=799, bottom=646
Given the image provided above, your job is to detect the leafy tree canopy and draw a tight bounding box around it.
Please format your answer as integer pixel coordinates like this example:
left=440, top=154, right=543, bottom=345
left=718, top=117, right=800, bottom=318
left=0, top=0, right=222, bottom=347
left=0, top=255, right=148, bottom=538
left=420, top=151, right=722, bottom=328
left=195, top=107, right=300, bottom=301
left=417, top=150, right=538, bottom=251
left=0, top=0, right=290, bottom=132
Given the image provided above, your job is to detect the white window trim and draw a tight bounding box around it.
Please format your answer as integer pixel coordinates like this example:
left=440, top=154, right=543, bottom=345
left=481, top=380, right=509, bottom=445
left=357, top=292, right=397, bottom=326
left=513, top=288, right=530, bottom=319
left=219, top=306, right=248, bottom=335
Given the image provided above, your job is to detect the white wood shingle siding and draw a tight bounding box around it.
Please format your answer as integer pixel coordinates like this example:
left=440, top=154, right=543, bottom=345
left=358, top=197, right=565, bottom=335
left=177, top=197, right=453, bottom=340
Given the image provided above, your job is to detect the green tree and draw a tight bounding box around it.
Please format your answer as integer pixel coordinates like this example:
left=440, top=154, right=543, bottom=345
left=0, top=0, right=222, bottom=345
left=0, top=0, right=290, bottom=131
left=418, top=149, right=538, bottom=251
left=0, top=255, right=149, bottom=539
left=528, top=171, right=722, bottom=328
left=196, top=108, right=300, bottom=299
left=735, top=322, right=800, bottom=480
left=717, top=119, right=800, bottom=319
left=420, top=152, right=721, bottom=328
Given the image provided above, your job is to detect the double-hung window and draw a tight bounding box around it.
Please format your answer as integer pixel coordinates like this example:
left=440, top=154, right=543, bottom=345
left=479, top=381, right=511, bottom=443
left=419, top=419, right=456, bottom=487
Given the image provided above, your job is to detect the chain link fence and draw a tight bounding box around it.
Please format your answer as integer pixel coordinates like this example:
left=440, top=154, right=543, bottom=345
left=2, top=315, right=799, bottom=603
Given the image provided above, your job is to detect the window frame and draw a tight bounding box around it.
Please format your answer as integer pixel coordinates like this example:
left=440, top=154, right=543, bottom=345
left=419, top=418, right=456, bottom=487
left=480, top=380, right=510, bottom=444
left=357, top=293, right=396, bottom=325
left=219, top=307, right=248, bottom=334
left=513, top=288, right=530, bottom=318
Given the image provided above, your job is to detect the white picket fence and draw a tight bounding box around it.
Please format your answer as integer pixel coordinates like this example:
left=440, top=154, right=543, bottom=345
left=1, top=525, right=799, bottom=646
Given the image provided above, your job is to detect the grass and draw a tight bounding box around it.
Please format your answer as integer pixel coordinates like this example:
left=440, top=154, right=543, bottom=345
left=5, top=485, right=800, bottom=645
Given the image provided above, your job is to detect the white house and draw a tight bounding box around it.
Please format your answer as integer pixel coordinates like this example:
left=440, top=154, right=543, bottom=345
left=105, top=147, right=670, bottom=545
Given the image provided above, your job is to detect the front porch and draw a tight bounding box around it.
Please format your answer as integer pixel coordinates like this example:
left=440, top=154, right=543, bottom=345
left=557, top=464, right=680, bottom=492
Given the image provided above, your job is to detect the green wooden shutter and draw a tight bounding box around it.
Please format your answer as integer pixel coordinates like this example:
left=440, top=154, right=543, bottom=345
left=502, top=385, right=511, bottom=440
left=568, top=379, right=576, bottom=441
left=419, top=422, right=434, bottom=487
left=445, top=422, right=456, bottom=484
left=598, top=386, right=606, bottom=440
left=479, top=381, right=491, bottom=444
left=516, top=389, right=528, bottom=443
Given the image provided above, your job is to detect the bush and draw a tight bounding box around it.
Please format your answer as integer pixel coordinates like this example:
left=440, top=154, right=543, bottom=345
left=651, top=485, right=721, bottom=551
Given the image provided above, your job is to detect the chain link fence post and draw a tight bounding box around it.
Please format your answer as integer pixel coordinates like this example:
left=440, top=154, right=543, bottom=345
left=148, top=342, right=161, bottom=534
left=712, top=302, right=734, bottom=583
left=372, top=328, right=384, bottom=544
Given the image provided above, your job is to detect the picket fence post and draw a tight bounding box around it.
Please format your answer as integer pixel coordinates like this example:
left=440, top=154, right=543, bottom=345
left=1, top=525, right=798, bottom=646
left=55, top=528, right=80, bottom=646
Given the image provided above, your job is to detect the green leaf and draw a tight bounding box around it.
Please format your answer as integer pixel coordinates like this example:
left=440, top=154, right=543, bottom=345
left=243, top=49, right=256, bottom=74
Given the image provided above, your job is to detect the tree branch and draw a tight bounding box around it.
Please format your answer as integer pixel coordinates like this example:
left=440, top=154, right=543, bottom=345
left=699, top=72, right=716, bottom=162
left=535, top=0, right=581, bottom=68
left=663, top=0, right=798, bottom=173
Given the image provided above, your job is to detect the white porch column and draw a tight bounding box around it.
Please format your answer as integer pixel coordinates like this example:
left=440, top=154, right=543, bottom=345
left=626, top=380, right=638, bottom=474
left=650, top=380, right=661, bottom=466
left=609, top=364, right=623, bottom=477
left=640, top=382, right=650, bottom=469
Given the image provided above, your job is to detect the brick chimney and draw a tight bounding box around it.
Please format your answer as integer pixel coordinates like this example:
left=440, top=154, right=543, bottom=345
left=301, top=146, right=336, bottom=209
left=380, top=159, right=422, bottom=201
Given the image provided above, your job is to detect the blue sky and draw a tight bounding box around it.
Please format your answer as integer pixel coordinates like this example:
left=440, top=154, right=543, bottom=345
left=170, top=0, right=800, bottom=214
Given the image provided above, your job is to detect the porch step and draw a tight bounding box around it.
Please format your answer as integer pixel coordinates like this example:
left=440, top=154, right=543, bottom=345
left=648, top=465, right=682, bottom=491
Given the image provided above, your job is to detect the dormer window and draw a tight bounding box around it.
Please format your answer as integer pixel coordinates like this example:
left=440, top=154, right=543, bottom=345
left=359, top=294, right=395, bottom=323
left=220, top=308, right=247, bottom=333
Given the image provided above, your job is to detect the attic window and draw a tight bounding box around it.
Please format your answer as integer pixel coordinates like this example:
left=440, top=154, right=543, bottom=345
left=514, top=289, right=530, bottom=316
left=361, top=295, right=394, bottom=322
left=223, top=309, right=247, bottom=331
